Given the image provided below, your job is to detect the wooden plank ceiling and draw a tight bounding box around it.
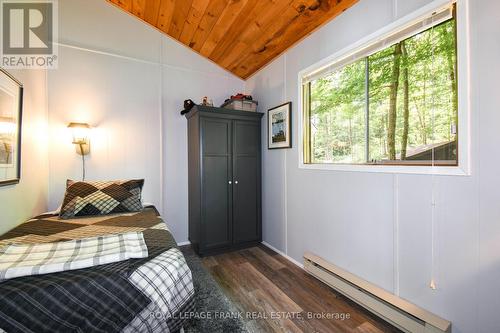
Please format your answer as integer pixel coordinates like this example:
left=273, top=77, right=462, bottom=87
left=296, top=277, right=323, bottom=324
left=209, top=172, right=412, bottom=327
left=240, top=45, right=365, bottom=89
left=106, top=0, right=358, bottom=79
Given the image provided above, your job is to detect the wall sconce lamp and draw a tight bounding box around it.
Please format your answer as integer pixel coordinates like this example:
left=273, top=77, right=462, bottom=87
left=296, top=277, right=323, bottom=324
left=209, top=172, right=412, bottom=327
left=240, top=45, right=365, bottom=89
left=68, top=122, right=90, bottom=155
left=68, top=122, right=90, bottom=180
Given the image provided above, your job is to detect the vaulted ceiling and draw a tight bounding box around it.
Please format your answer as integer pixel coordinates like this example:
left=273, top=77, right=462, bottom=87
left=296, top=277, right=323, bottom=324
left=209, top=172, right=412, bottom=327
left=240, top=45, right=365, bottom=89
left=106, top=0, right=358, bottom=79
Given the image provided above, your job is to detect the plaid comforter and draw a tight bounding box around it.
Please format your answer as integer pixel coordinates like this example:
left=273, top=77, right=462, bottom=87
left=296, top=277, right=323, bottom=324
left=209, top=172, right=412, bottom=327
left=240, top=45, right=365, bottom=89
left=0, top=207, right=195, bottom=333
left=0, top=232, right=149, bottom=281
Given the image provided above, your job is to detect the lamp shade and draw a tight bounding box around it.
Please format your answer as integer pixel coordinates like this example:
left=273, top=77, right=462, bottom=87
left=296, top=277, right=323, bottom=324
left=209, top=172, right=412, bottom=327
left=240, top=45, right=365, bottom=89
left=67, top=122, right=90, bottom=144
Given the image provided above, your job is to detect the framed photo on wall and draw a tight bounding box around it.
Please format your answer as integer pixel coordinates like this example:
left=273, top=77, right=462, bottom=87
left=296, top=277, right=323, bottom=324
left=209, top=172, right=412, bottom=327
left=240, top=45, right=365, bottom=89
left=0, top=68, right=23, bottom=186
left=268, top=102, right=291, bottom=149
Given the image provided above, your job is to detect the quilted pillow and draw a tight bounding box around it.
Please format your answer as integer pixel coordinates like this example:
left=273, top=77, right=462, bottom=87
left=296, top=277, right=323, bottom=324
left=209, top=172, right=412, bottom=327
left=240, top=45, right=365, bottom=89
left=59, top=179, right=144, bottom=219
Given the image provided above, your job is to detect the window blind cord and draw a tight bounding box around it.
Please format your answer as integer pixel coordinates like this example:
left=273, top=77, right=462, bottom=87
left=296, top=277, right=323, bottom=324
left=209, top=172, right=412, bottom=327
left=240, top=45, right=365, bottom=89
left=430, top=24, right=437, bottom=291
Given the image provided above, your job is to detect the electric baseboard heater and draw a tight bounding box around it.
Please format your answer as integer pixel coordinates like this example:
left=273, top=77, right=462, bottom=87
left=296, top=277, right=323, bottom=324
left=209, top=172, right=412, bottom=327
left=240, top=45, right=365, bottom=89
left=304, top=252, right=451, bottom=333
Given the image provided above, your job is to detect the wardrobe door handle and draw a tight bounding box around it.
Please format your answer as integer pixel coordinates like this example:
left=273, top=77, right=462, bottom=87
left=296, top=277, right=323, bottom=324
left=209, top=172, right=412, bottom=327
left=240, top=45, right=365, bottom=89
left=228, top=181, right=232, bottom=185
left=234, top=181, right=239, bottom=184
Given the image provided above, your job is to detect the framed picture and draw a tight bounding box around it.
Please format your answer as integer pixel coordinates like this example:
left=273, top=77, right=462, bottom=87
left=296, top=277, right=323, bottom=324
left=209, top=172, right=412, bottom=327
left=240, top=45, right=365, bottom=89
left=0, top=68, right=23, bottom=186
left=268, top=102, right=291, bottom=149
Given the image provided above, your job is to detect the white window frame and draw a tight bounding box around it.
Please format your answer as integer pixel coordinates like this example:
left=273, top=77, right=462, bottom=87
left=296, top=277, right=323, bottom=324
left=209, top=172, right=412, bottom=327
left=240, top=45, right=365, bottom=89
left=298, top=0, right=470, bottom=176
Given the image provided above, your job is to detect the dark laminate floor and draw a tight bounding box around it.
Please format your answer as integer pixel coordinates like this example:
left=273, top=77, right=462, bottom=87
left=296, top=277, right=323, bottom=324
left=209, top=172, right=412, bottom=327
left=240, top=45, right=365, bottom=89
left=201, top=245, right=402, bottom=333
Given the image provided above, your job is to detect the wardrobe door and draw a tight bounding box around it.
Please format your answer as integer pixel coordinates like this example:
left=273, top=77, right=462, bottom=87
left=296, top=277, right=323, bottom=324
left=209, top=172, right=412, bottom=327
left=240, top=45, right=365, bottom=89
left=232, top=120, right=261, bottom=244
left=201, top=118, right=233, bottom=251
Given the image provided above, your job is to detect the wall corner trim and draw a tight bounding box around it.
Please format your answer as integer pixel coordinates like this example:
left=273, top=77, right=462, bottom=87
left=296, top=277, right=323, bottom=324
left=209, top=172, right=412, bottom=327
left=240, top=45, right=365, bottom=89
left=261, top=241, right=304, bottom=269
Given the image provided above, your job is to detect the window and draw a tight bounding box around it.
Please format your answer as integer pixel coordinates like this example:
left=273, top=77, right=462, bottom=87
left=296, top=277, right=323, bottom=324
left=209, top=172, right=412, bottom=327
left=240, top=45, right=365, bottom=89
left=302, top=5, right=458, bottom=167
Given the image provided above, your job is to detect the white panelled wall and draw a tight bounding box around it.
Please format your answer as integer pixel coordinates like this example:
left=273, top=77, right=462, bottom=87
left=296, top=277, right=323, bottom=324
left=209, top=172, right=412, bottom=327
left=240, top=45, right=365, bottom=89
left=47, top=0, right=244, bottom=242
left=246, top=0, right=500, bottom=332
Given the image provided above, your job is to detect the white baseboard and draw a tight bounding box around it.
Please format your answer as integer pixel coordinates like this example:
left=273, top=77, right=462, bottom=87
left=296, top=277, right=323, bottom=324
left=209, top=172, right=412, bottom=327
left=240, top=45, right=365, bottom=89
left=178, top=241, right=191, bottom=246
left=261, top=241, right=304, bottom=269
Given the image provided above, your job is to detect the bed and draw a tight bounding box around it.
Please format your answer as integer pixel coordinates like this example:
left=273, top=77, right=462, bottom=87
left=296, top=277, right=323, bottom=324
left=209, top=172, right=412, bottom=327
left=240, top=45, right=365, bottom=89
left=0, top=206, right=195, bottom=333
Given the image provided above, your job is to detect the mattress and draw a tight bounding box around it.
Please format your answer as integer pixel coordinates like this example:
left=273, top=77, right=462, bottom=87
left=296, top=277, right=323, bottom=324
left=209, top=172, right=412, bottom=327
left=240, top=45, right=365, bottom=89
left=0, top=206, right=195, bottom=333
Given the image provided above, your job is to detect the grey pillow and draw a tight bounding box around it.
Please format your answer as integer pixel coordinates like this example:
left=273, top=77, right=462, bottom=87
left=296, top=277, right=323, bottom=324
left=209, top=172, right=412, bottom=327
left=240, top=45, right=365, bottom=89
left=59, top=179, right=144, bottom=219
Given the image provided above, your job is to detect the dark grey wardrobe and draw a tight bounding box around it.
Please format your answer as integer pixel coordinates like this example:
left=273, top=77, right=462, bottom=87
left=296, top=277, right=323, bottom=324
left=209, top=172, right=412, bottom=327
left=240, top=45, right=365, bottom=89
left=185, top=105, right=264, bottom=256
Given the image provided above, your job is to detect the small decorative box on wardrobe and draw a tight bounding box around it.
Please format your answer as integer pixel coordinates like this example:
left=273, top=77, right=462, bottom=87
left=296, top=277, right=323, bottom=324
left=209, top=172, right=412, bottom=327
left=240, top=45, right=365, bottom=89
left=185, top=105, right=264, bottom=256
